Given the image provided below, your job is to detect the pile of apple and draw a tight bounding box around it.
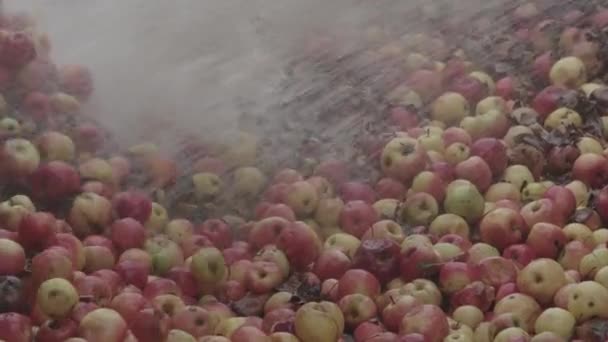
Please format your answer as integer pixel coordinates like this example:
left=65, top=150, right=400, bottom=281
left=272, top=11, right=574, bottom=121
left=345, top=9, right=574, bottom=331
left=8, top=1, right=608, bottom=342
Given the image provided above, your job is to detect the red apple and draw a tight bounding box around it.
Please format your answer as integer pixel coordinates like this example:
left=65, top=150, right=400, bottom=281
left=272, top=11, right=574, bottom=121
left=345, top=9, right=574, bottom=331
left=450, top=281, right=495, bottom=312
left=502, top=244, right=536, bottom=268
left=58, top=64, right=93, bottom=100
left=0, top=312, right=32, bottom=342
left=112, top=191, right=152, bottom=223
left=171, top=305, right=214, bottom=338
left=477, top=256, right=518, bottom=289
left=18, top=211, right=56, bottom=251
left=352, top=238, right=400, bottom=284
left=74, top=275, right=112, bottom=307
left=313, top=248, right=351, bottom=281
left=197, top=218, right=233, bottom=249
left=339, top=200, right=380, bottom=238
left=399, top=304, right=449, bottom=342
left=129, top=308, right=171, bottom=342
left=572, top=153, right=608, bottom=189
left=448, top=75, right=487, bottom=105
left=249, top=216, right=291, bottom=250
left=526, top=222, right=567, bottom=259
left=28, top=161, right=80, bottom=202
left=36, top=319, right=78, bottom=342
left=520, top=199, right=563, bottom=227
left=0, top=239, right=25, bottom=275
left=470, top=138, right=508, bottom=177
left=438, top=261, right=479, bottom=294
left=543, top=186, right=576, bottom=222
left=400, top=242, right=440, bottom=282
left=479, top=208, right=527, bottom=251
left=276, top=221, right=321, bottom=271
left=110, top=218, right=145, bottom=251
left=109, top=291, right=149, bottom=323
left=455, top=156, right=492, bottom=192
left=339, top=181, right=376, bottom=204
left=166, top=266, right=199, bottom=299
left=337, top=269, right=381, bottom=299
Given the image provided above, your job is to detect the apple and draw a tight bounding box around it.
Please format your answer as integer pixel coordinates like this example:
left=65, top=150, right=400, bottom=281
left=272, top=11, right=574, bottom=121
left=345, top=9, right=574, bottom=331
left=257, top=203, right=296, bottom=222
left=493, top=293, right=541, bottom=332
left=0, top=138, right=40, bottom=177
left=526, top=223, right=567, bottom=259
left=399, top=241, right=440, bottom=282
left=0, top=312, right=32, bottom=342
left=479, top=207, right=527, bottom=250
left=448, top=75, right=487, bottom=105
left=277, top=221, right=321, bottom=271
left=115, top=260, right=150, bottom=290
left=0, top=194, right=35, bottom=231
left=452, top=305, right=484, bottom=329
left=339, top=200, right=380, bottom=238
left=520, top=199, right=563, bottom=228
left=338, top=293, right=377, bottom=328
left=294, top=301, right=344, bottom=342
left=450, top=280, right=495, bottom=312
left=428, top=213, right=469, bottom=239
left=83, top=246, right=116, bottom=273
left=68, top=192, right=113, bottom=238
left=543, top=186, right=576, bottom=222
left=262, top=307, right=295, bottom=334
left=78, top=308, right=128, bottom=342
left=399, top=304, right=449, bottom=342
left=352, top=238, right=400, bottom=283
left=439, top=261, right=479, bottom=294
left=363, top=220, right=405, bottom=243
left=517, top=258, right=567, bottom=305
left=402, top=192, right=438, bottom=226
left=246, top=261, right=283, bottom=294
left=470, top=138, right=508, bottom=177
left=401, top=279, right=442, bottom=306
left=455, top=156, right=492, bottom=192
left=484, top=182, right=521, bottom=203
left=380, top=137, right=427, bottom=184
left=190, top=247, right=226, bottom=289
left=73, top=275, right=112, bottom=306
left=572, top=153, right=608, bottom=189
left=110, top=218, right=146, bottom=251
left=579, top=248, right=608, bottom=278
left=568, top=281, right=608, bottom=322
left=410, top=171, right=446, bottom=203
left=534, top=308, right=575, bottom=340
left=170, top=305, right=214, bottom=338
left=284, top=180, right=319, bottom=217
left=477, top=256, right=518, bottom=288
left=36, top=318, right=78, bottom=342
left=144, top=235, right=185, bottom=276
left=130, top=308, right=171, bottom=342
left=313, top=248, right=351, bottom=281
left=559, top=240, right=591, bottom=271
left=249, top=216, right=292, bottom=250
left=337, top=268, right=380, bottom=299
left=443, top=180, right=484, bottom=223
left=165, top=219, right=195, bottom=246
left=339, top=181, right=376, bottom=204
left=375, top=177, right=406, bottom=199
left=109, top=291, right=149, bottom=323
left=37, top=278, right=78, bottom=319
left=0, top=239, right=25, bottom=276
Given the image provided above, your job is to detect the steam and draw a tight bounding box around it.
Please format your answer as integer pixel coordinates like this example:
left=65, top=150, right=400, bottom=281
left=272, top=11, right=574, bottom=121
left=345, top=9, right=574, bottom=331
left=5, top=0, right=534, bottom=160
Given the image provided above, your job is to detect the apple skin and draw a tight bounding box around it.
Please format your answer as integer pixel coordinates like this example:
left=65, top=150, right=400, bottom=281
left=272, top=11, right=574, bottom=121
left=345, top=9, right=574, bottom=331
left=502, top=244, right=536, bottom=268
left=277, top=221, right=321, bottom=271
left=339, top=200, right=380, bottom=238
left=470, top=138, right=508, bottom=178
left=375, top=177, right=406, bottom=199
left=0, top=239, right=26, bottom=276
left=543, top=186, right=576, bottom=222
left=129, top=308, right=171, bottom=342
left=194, top=219, right=233, bottom=249
left=380, top=137, right=427, bottom=184
left=493, top=293, right=541, bottom=333
left=313, top=248, right=351, bottom=281
left=339, top=181, right=376, bottom=204
left=110, top=218, right=146, bottom=251
left=249, top=217, right=292, bottom=250
left=352, top=238, right=400, bottom=284
left=337, top=269, right=381, bottom=299
left=399, top=304, right=449, bottom=342
left=479, top=207, right=527, bottom=251
left=190, top=247, right=226, bottom=289
left=443, top=180, right=485, bottom=224
left=109, top=291, right=149, bottom=323
left=0, top=312, right=33, bottom=342
left=18, top=211, right=57, bottom=252
left=338, top=293, right=377, bottom=328
left=572, top=153, right=608, bottom=189
left=450, top=281, right=495, bottom=312
left=400, top=240, right=441, bottom=282
left=517, top=258, right=567, bottom=305
left=353, top=321, right=385, bottom=341
left=440, top=262, right=480, bottom=295
left=78, top=308, right=128, bottom=342
left=410, top=171, right=446, bottom=203
left=262, top=308, right=295, bottom=334
left=455, top=156, right=492, bottom=192
left=294, top=301, right=344, bottom=342
left=245, top=260, right=284, bottom=294
left=36, top=318, right=78, bottom=342
left=526, top=223, right=567, bottom=259
left=520, top=198, right=564, bottom=227
left=594, top=185, right=608, bottom=225
left=477, top=256, right=518, bottom=289
left=68, top=192, right=113, bottom=238
left=112, top=191, right=153, bottom=224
